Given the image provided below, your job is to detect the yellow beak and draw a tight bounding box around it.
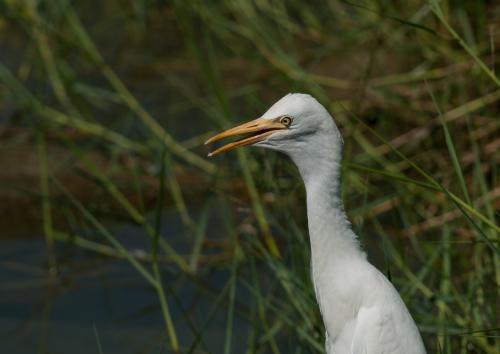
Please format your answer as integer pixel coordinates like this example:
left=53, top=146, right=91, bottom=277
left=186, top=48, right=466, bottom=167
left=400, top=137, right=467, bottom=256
left=205, top=117, right=287, bottom=157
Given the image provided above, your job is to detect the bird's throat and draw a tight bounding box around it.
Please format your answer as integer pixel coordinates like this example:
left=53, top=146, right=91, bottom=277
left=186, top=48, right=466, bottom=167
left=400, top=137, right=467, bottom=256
left=295, top=152, right=365, bottom=271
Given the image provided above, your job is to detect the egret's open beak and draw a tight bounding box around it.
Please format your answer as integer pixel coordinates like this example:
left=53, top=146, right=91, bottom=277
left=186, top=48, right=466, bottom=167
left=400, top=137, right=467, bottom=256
left=205, top=118, right=287, bottom=157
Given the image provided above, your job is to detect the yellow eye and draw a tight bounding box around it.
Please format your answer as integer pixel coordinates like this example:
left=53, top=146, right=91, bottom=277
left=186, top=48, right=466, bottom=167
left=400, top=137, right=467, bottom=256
left=280, top=116, right=293, bottom=127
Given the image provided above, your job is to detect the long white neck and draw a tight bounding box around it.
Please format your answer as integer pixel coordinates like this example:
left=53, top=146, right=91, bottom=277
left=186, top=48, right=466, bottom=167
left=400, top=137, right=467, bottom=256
left=290, top=137, right=365, bottom=273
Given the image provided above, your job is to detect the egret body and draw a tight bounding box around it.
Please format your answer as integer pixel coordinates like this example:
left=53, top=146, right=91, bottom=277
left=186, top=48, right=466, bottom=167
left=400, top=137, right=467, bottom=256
left=206, top=94, right=426, bottom=354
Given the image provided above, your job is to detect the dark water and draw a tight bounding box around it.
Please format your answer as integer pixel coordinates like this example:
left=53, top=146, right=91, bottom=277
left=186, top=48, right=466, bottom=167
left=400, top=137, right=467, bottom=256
left=0, top=204, right=252, bottom=354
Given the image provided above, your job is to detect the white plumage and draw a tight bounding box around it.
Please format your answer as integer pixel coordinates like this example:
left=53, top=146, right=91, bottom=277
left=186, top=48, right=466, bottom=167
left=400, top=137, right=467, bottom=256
left=206, top=93, right=426, bottom=354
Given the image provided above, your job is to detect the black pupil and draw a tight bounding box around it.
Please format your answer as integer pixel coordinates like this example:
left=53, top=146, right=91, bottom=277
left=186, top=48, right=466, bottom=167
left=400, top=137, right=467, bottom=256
left=282, top=117, right=290, bottom=125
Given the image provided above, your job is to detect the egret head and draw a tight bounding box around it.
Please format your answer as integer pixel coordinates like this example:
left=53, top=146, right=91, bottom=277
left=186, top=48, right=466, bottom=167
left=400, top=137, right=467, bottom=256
left=205, top=94, right=343, bottom=163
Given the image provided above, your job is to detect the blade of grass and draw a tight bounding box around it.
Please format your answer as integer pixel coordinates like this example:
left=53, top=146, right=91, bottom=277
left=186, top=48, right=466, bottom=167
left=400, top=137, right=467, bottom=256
left=189, top=204, right=210, bottom=272
left=346, top=162, right=440, bottom=191
left=438, top=225, right=452, bottom=353
left=25, top=1, right=80, bottom=119
left=223, top=241, right=238, bottom=354
left=427, top=83, right=471, bottom=203
left=93, top=324, right=104, bottom=354
left=165, top=153, right=194, bottom=230
left=152, top=147, right=180, bottom=353
left=36, top=130, right=58, bottom=275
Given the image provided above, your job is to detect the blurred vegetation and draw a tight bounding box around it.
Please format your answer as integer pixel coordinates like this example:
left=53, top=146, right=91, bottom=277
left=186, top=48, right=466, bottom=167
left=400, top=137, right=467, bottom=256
left=0, top=0, right=499, bottom=353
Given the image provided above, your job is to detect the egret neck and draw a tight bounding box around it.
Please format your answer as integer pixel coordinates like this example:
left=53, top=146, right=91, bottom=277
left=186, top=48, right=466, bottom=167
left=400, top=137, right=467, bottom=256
left=289, top=131, right=364, bottom=269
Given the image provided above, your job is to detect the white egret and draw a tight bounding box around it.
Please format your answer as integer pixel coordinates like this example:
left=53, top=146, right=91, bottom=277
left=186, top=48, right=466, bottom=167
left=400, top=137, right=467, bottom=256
left=205, top=93, right=426, bottom=354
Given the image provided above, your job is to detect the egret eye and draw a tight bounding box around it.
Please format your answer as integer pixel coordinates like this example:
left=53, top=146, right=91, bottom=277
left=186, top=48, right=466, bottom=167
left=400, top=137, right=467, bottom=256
left=280, top=116, right=293, bottom=127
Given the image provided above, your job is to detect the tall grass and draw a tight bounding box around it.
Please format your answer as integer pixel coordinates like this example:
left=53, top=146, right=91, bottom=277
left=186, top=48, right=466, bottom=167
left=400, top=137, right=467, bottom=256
left=0, top=0, right=498, bottom=353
